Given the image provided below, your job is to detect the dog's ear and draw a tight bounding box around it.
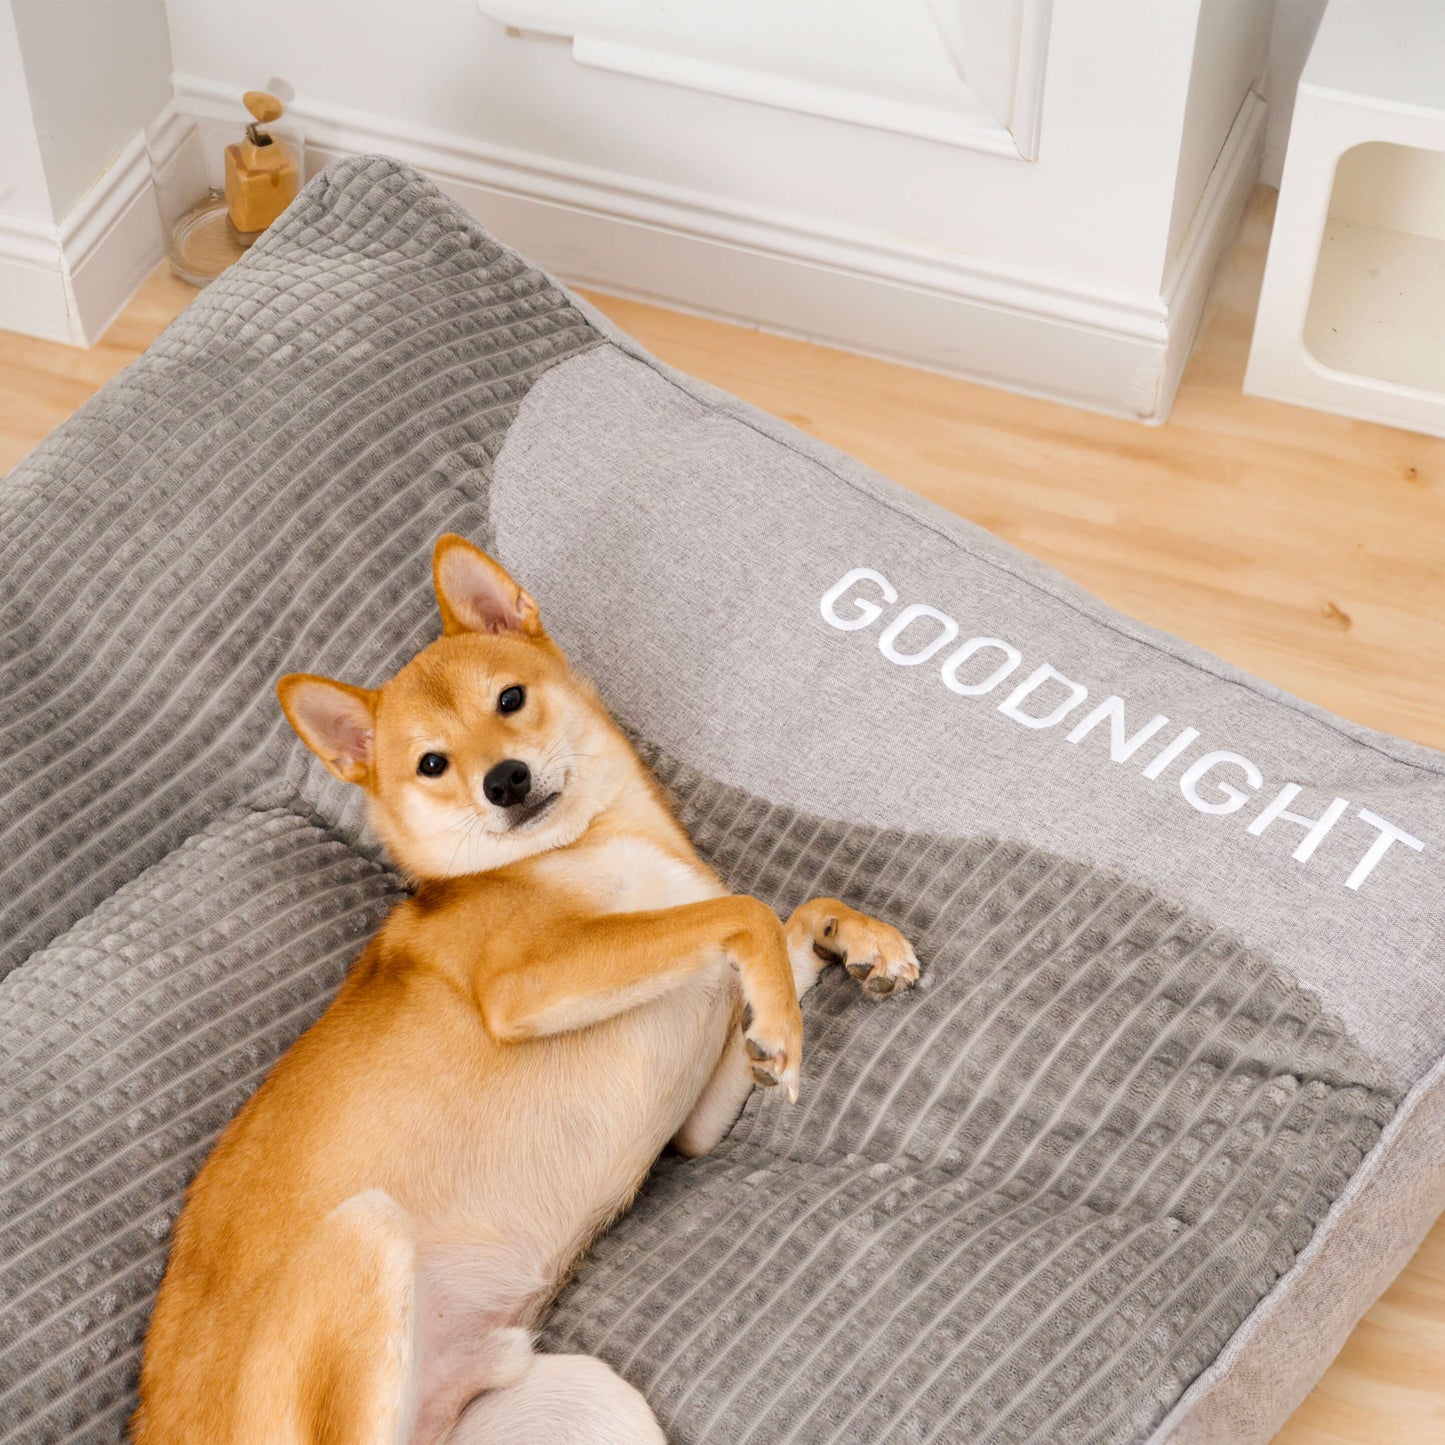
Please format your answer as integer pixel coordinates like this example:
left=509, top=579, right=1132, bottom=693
left=433, top=534, right=543, bottom=638
left=277, top=674, right=378, bottom=785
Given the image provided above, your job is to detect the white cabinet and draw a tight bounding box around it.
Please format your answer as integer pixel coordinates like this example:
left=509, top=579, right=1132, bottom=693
left=476, top=0, right=1050, bottom=158
left=1247, top=1, right=1445, bottom=437
left=172, top=0, right=1273, bottom=417
left=2, top=0, right=1280, bottom=419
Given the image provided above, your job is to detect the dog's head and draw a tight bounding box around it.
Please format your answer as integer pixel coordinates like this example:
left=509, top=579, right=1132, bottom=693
left=279, top=535, right=632, bottom=879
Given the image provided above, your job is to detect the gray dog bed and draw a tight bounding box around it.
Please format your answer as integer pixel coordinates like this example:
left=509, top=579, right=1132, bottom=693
left=3, top=157, right=1443, bottom=1444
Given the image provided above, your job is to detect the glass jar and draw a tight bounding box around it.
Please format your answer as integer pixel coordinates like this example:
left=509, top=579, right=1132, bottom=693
left=145, top=96, right=305, bottom=288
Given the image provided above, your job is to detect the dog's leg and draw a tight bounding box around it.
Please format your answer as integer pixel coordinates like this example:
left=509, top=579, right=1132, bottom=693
left=212, top=1190, right=421, bottom=1445
left=785, top=896, right=920, bottom=998
left=476, top=896, right=805, bottom=1099
left=447, top=1353, right=666, bottom=1445
left=672, top=1030, right=753, bottom=1157
left=176, top=1194, right=530, bottom=1445
left=410, top=1239, right=546, bottom=1444
left=672, top=898, right=921, bottom=1157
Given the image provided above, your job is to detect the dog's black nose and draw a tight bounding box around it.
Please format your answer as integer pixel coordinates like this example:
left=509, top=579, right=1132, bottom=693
left=483, top=759, right=532, bottom=808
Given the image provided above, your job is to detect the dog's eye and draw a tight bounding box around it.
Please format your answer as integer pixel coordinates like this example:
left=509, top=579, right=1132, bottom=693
left=498, top=685, right=525, bottom=715
left=417, top=752, right=449, bottom=778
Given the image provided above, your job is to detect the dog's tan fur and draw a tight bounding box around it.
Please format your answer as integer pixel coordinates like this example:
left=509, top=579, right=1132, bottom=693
left=135, top=536, right=919, bottom=1444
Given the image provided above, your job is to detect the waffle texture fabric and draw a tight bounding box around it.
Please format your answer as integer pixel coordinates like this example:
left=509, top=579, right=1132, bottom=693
left=3, top=156, right=1443, bottom=1445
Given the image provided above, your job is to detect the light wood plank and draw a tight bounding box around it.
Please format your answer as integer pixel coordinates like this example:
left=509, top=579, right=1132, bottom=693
left=0, top=267, right=195, bottom=474
left=0, top=187, right=1439, bottom=1442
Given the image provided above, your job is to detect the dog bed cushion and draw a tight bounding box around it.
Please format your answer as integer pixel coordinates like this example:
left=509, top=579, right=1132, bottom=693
left=2, top=156, right=1443, bottom=1445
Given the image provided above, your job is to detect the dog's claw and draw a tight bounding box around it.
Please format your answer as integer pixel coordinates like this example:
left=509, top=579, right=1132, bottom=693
left=845, top=959, right=871, bottom=980
left=744, top=1026, right=797, bottom=1101
left=865, top=973, right=896, bottom=995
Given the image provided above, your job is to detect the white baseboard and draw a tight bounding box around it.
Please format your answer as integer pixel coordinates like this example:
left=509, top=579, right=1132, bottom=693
left=15, top=77, right=1261, bottom=417
left=173, top=73, right=1185, bottom=418
left=176, top=70, right=1259, bottom=422
left=0, top=129, right=164, bottom=347
left=1156, top=90, right=1267, bottom=419
left=0, top=214, right=72, bottom=345
left=62, top=132, right=167, bottom=347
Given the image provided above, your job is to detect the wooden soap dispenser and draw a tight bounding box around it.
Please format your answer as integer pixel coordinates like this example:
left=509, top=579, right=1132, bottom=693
left=224, top=90, right=300, bottom=244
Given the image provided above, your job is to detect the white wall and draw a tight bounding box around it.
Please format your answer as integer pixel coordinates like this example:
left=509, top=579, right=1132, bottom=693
left=0, top=0, right=1272, bottom=419
left=12, top=0, right=172, bottom=219
left=1262, top=0, right=1327, bottom=187
left=1167, top=0, right=1274, bottom=267
left=167, top=0, right=1203, bottom=295
left=0, top=0, right=170, bottom=343
left=0, top=3, right=52, bottom=228
left=0, top=0, right=69, bottom=338
left=161, top=0, right=1271, bottom=419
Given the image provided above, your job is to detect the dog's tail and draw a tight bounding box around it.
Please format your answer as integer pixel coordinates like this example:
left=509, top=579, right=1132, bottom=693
left=419, top=1227, right=667, bottom=1443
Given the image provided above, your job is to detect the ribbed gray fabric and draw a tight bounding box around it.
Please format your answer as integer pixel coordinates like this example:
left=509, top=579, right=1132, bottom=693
left=2, top=761, right=1396, bottom=1445
left=543, top=749, right=1401, bottom=1444
left=0, top=154, right=599, bottom=977
left=0, top=157, right=1426, bottom=1444
left=0, top=805, right=404, bottom=1442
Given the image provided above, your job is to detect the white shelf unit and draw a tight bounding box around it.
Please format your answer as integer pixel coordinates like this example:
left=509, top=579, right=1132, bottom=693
left=1246, top=1, right=1445, bottom=436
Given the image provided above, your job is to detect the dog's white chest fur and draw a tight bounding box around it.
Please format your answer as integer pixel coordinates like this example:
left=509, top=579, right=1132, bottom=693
left=547, top=836, right=724, bottom=913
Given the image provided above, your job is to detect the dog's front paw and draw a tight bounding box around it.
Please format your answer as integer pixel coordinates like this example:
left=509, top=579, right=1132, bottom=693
left=742, top=1006, right=803, bottom=1103
left=816, top=911, right=921, bottom=998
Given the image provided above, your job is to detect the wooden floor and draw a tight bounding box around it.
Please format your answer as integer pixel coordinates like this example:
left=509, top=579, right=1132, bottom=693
left=2, top=187, right=1442, bottom=1441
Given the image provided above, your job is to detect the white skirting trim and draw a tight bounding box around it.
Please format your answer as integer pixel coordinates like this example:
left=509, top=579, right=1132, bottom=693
left=12, top=78, right=1262, bottom=419
left=0, top=127, right=165, bottom=348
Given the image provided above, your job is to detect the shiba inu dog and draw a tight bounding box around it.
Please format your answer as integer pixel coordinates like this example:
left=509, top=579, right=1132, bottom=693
left=135, top=535, right=920, bottom=1444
